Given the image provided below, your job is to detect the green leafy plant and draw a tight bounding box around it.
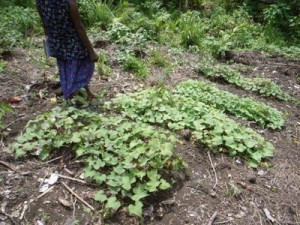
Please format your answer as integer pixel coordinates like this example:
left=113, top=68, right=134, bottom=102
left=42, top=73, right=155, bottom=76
left=0, top=103, right=13, bottom=130
left=97, top=50, right=112, bottom=79
left=78, top=0, right=122, bottom=28
left=175, top=80, right=284, bottom=129
left=13, top=107, right=186, bottom=217
left=177, top=11, right=204, bottom=47
left=263, top=2, right=300, bottom=43
left=0, top=6, right=39, bottom=50
left=197, top=60, right=290, bottom=101
left=149, top=48, right=170, bottom=67
left=107, top=21, right=149, bottom=54
left=0, top=60, right=8, bottom=73
left=112, top=87, right=274, bottom=168
left=119, top=53, right=148, bottom=79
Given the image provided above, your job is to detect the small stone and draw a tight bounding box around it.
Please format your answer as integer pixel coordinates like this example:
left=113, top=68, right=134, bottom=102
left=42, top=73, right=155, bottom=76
left=58, top=198, right=72, bottom=209
left=36, top=220, right=44, bottom=225
left=234, top=211, right=246, bottom=219
left=241, top=207, right=247, bottom=212
left=235, top=158, right=242, bottom=165
left=210, top=191, right=217, bottom=198
left=257, top=170, right=266, bottom=176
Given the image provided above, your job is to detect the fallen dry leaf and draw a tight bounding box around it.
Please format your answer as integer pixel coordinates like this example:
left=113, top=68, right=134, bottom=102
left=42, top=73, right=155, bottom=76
left=6, top=96, right=22, bottom=104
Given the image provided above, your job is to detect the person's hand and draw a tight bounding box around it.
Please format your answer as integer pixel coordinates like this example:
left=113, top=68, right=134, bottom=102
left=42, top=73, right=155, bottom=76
left=89, top=50, right=99, bottom=62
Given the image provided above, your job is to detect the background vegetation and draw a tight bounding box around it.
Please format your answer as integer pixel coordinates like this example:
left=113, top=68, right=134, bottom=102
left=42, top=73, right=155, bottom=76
left=0, top=0, right=299, bottom=56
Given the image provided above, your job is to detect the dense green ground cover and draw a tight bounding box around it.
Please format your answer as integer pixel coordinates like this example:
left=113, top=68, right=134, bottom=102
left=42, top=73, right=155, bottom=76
left=1, top=0, right=298, bottom=220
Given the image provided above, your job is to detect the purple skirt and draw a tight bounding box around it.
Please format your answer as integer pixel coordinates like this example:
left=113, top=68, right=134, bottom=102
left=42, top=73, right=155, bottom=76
left=57, top=58, right=94, bottom=99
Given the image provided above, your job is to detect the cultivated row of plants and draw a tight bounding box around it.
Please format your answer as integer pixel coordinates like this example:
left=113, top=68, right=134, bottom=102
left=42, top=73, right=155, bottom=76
left=175, top=80, right=284, bottom=129
left=197, top=60, right=290, bottom=101
left=111, top=88, right=274, bottom=168
left=13, top=107, right=186, bottom=217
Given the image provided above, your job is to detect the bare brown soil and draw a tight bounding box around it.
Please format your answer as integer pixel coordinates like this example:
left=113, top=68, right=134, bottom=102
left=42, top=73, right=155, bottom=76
left=0, top=46, right=299, bottom=225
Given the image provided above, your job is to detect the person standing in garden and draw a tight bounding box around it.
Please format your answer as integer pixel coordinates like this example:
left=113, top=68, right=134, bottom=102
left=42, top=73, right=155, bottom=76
left=36, top=0, right=98, bottom=100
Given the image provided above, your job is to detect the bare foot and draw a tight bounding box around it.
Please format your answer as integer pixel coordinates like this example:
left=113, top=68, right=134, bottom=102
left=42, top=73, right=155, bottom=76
left=85, top=86, right=95, bottom=101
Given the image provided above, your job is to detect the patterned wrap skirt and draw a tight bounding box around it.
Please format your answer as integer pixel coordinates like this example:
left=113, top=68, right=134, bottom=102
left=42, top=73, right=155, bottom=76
left=57, top=58, right=94, bottom=99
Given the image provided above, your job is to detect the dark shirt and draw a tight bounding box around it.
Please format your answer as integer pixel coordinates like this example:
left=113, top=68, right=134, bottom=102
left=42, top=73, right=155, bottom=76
left=36, top=0, right=88, bottom=60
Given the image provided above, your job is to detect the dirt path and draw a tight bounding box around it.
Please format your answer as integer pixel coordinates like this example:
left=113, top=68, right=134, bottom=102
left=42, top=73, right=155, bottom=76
left=0, top=47, right=299, bottom=225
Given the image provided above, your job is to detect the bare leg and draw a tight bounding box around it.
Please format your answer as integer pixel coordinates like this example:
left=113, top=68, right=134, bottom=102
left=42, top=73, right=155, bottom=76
left=84, top=85, right=95, bottom=101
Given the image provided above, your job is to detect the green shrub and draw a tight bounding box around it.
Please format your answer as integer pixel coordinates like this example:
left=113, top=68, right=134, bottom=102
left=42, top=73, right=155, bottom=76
left=97, top=50, right=112, bottom=78
left=177, top=11, right=204, bottom=47
left=78, top=0, right=122, bottom=28
left=263, top=2, right=300, bottom=44
left=0, top=6, right=39, bottom=49
left=120, top=54, right=148, bottom=79
left=149, top=48, right=170, bottom=67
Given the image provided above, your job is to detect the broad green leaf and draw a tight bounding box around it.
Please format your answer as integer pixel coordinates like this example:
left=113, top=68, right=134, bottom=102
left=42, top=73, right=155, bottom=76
left=71, top=132, right=81, bottom=143
left=161, top=143, right=173, bottom=156
left=114, top=164, right=125, bottom=174
left=211, top=136, right=223, bottom=145
left=93, top=159, right=105, bottom=170
left=244, top=139, right=258, bottom=148
left=53, top=140, right=64, bottom=148
left=261, top=143, right=274, bottom=157
left=130, top=169, right=146, bottom=180
left=146, top=180, right=160, bottom=192
left=94, top=190, right=107, bottom=202
left=147, top=170, right=159, bottom=181
left=128, top=201, right=143, bottom=217
left=251, top=152, right=263, bottom=162
left=224, top=136, right=234, bottom=146
left=132, top=185, right=148, bottom=202
left=84, top=167, right=97, bottom=178
left=94, top=174, right=106, bottom=184
left=105, top=196, right=121, bottom=210
left=122, top=173, right=136, bottom=191
left=76, top=147, right=86, bottom=157
left=248, top=159, right=258, bottom=168
left=160, top=179, right=171, bottom=190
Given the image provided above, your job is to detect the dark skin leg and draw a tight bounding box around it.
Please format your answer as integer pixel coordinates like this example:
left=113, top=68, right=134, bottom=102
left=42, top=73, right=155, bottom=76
left=68, top=0, right=98, bottom=101
left=85, top=85, right=95, bottom=101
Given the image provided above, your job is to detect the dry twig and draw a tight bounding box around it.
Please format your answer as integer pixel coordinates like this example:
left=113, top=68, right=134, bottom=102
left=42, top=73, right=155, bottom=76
left=0, top=160, right=17, bottom=172
left=62, top=181, right=95, bottom=211
left=43, top=156, right=63, bottom=164
left=19, top=203, right=28, bottom=220
left=208, top=211, right=218, bottom=225
left=207, top=151, right=218, bottom=190
left=214, top=218, right=234, bottom=224
left=58, top=174, right=87, bottom=184
left=263, top=208, right=277, bottom=224
left=36, top=186, right=55, bottom=200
